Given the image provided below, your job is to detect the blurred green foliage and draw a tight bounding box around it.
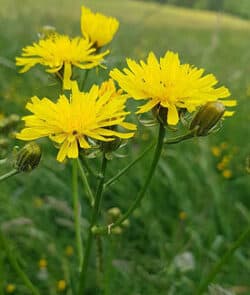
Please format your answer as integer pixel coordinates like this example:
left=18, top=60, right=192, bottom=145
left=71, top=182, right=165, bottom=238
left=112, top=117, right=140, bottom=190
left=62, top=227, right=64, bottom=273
left=0, top=0, right=250, bottom=294
left=137, top=0, right=250, bottom=19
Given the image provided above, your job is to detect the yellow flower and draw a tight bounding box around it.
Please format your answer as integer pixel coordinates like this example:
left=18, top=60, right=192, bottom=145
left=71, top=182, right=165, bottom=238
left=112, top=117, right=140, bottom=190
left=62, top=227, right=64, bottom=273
left=65, top=245, right=74, bottom=257
left=33, top=197, right=44, bottom=208
left=57, top=280, right=66, bottom=292
left=81, top=6, right=119, bottom=48
left=6, top=284, right=16, bottom=293
left=99, top=78, right=123, bottom=97
left=110, top=51, right=236, bottom=125
left=17, top=81, right=136, bottom=162
left=222, top=169, right=232, bottom=179
left=38, top=258, right=47, bottom=269
left=211, top=146, right=221, bottom=157
left=179, top=211, right=187, bottom=221
left=16, top=33, right=109, bottom=89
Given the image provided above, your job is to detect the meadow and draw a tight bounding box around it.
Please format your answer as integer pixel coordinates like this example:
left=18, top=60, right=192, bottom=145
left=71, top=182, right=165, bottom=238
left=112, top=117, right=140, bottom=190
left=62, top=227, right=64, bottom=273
left=0, top=0, right=250, bottom=294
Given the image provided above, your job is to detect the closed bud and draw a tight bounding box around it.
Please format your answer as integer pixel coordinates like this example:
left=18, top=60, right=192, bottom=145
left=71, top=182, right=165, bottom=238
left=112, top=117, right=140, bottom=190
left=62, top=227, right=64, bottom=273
left=190, top=102, right=225, bottom=136
left=107, top=207, right=121, bottom=218
left=15, top=142, right=41, bottom=172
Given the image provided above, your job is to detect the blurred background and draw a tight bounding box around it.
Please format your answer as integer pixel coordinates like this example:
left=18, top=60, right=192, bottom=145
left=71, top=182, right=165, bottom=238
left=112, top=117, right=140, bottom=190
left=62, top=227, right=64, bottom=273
left=0, top=0, right=249, bottom=294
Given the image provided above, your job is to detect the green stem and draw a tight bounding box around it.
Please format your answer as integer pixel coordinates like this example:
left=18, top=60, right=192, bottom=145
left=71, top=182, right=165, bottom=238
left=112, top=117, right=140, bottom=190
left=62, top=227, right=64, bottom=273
left=164, top=130, right=194, bottom=145
left=0, top=169, right=18, bottom=182
left=80, top=155, right=100, bottom=178
left=93, top=123, right=165, bottom=236
left=80, top=70, right=90, bottom=92
left=72, top=159, right=83, bottom=269
left=0, top=230, right=40, bottom=295
left=0, top=159, right=7, bottom=165
left=78, top=153, right=108, bottom=295
left=195, top=224, right=250, bottom=295
left=77, top=158, right=95, bottom=207
left=104, top=142, right=155, bottom=188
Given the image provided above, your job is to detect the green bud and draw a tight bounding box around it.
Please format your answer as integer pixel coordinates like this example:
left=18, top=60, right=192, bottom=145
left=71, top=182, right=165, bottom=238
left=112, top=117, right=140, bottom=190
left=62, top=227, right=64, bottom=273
left=190, top=102, right=225, bottom=136
left=122, top=219, right=130, bottom=228
left=107, top=207, right=121, bottom=218
left=15, top=142, right=41, bottom=172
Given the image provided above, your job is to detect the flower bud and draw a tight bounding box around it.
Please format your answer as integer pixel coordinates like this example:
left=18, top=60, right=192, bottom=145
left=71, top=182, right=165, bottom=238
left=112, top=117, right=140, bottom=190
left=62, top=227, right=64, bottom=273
left=190, top=102, right=225, bottom=136
left=107, top=207, right=121, bottom=218
left=14, top=142, right=41, bottom=172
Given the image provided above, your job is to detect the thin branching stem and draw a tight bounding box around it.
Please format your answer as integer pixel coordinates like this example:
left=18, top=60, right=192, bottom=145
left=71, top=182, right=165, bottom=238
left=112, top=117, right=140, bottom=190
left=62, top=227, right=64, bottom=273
left=77, top=158, right=95, bottom=207
left=0, top=169, right=18, bottom=182
left=72, top=159, right=83, bottom=269
left=78, top=153, right=108, bottom=295
left=104, top=141, right=155, bottom=188
left=93, top=123, right=165, bottom=236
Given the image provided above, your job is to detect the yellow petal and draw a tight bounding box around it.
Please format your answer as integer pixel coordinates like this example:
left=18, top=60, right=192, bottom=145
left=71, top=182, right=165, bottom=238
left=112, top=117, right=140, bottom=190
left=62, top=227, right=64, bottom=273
left=63, top=62, right=72, bottom=90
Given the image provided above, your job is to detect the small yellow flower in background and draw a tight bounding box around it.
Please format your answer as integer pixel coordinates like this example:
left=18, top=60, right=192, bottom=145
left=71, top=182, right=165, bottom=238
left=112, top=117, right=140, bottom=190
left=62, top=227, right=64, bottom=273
left=222, top=169, right=232, bottom=179
left=16, top=34, right=109, bottom=89
left=0, top=112, right=5, bottom=120
left=17, top=81, right=136, bottom=162
left=110, top=51, right=236, bottom=125
left=221, top=155, right=231, bottom=166
left=220, top=142, right=228, bottom=150
left=6, top=284, right=16, bottom=293
left=38, top=258, right=47, bottom=269
left=33, top=197, right=44, bottom=208
left=81, top=6, right=119, bottom=48
left=179, top=211, right=187, bottom=221
left=211, top=146, right=221, bottom=157
left=57, top=280, right=66, bottom=292
left=217, top=161, right=226, bottom=171
left=65, top=245, right=74, bottom=257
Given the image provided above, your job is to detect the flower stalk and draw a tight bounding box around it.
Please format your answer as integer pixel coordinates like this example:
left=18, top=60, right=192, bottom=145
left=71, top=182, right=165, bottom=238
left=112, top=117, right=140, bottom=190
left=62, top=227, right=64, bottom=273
left=77, top=158, right=95, bottom=207
left=78, top=153, right=108, bottom=295
left=93, top=123, right=165, bottom=235
left=0, top=169, right=18, bottom=182
left=72, top=159, right=83, bottom=269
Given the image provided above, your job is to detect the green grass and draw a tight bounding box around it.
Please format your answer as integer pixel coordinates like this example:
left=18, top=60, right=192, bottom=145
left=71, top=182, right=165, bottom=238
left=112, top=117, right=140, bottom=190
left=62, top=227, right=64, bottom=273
left=0, top=0, right=250, bottom=294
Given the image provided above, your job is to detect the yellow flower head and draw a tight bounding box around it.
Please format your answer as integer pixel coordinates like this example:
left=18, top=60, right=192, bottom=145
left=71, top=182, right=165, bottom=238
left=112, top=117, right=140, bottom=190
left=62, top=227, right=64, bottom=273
left=65, top=245, right=74, bottom=257
left=222, top=169, right=232, bottom=179
left=57, top=280, right=66, bottom=292
left=99, top=78, right=123, bottom=97
left=16, top=33, right=109, bottom=89
left=16, top=81, right=136, bottom=162
left=110, top=51, right=237, bottom=125
left=6, top=284, right=16, bottom=294
left=38, top=258, right=47, bottom=269
left=81, top=6, right=119, bottom=48
left=211, top=146, right=221, bottom=157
